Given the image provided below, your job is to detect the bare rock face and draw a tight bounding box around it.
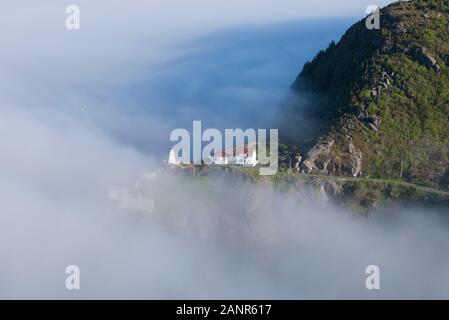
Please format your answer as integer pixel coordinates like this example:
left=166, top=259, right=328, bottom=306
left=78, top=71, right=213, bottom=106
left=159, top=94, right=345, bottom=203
left=300, top=140, right=334, bottom=174
left=348, top=141, right=363, bottom=178
left=299, top=138, right=363, bottom=177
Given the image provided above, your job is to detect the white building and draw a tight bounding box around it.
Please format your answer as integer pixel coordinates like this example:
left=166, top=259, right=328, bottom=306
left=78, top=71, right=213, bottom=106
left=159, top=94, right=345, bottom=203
left=209, top=145, right=258, bottom=167
left=168, top=149, right=181, bottom=165
left=167, top=145, right=258, bottom=167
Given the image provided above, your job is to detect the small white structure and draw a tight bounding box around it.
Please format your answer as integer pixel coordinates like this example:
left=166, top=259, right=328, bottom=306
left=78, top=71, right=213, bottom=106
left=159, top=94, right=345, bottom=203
left=210, top=151, right=230, bottom=165
left=168, top=149, right=181, bottom=165
left=209, top=145, right=258, bottom=167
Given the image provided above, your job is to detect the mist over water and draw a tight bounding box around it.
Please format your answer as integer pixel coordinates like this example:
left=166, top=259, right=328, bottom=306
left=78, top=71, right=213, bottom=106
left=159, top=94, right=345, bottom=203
left=1, top=1, right=447, bottom=299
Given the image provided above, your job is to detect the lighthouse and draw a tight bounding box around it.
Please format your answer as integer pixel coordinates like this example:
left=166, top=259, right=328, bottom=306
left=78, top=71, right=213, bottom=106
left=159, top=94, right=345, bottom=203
left=168, top=149, right=181, bottom=165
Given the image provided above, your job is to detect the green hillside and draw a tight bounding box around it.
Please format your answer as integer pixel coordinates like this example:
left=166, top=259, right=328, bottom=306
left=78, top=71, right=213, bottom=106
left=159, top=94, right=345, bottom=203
left=282, top=0, right=449, bottom=190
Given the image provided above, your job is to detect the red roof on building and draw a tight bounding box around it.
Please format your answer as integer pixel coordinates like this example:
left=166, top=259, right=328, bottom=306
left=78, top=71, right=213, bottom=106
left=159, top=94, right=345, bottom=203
left=211, top=145, right=255, bottom=157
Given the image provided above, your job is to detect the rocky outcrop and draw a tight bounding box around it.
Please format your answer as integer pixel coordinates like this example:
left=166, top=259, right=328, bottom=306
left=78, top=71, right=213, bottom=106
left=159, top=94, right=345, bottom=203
left=357, top=109, right=382, bottom=132
left=370, top=70, right=394, bottom=97
left=348, top=141, right=363, bottom=178
left=411, top=47, right=440, bottom=71
left=300, top=140, right=335, bottom=174
left=297, top=138, right=363, bottom=178
left=282, top=0, right=449, bottom=187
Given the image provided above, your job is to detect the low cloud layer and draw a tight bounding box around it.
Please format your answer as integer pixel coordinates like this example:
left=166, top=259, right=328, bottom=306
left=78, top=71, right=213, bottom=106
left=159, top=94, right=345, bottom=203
left=1, top=1, right=447, bottom=299
left=1, top=162, right=449, bottom=299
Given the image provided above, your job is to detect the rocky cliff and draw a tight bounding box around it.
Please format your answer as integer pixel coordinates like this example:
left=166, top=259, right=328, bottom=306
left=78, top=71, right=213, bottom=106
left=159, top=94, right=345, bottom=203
left=281, top=0, right=449, bottom=189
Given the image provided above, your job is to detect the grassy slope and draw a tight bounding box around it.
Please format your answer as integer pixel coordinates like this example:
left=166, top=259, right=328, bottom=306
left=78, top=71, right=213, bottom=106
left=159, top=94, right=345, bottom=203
left=285, top=0, right=449, bottom=189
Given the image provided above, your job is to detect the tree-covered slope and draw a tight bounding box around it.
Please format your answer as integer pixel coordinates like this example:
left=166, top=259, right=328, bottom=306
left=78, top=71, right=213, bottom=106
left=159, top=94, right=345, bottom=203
left=282, top=0, right=449, bottom=189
